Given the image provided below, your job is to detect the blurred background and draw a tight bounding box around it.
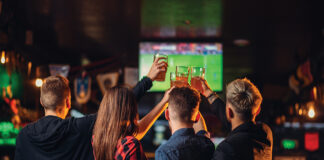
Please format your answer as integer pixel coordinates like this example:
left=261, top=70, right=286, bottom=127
left=0, top=0, right=324, bottom=159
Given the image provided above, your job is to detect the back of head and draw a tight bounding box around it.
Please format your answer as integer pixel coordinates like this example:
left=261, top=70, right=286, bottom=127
left=226, top=78, right=262, bottom=121
left=40, top=76, right=70, bottom=110
left=93, top=86, right=138, bottom=160
left=169, top=87, right=201, bottom=123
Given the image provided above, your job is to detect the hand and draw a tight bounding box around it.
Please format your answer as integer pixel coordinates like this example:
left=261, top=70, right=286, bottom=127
left=161, top=86, right=175, bottom=104
left=146, top=57, right=168, bottom=81
left=199, top=78, right=213, bottom=97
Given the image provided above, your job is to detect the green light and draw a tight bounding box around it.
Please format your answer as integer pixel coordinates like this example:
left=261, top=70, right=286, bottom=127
left=0, top=65, right=24, bottom=98
left=0, top=121, right=20, bottom=146
left=282, top=139, right=297, bottom=150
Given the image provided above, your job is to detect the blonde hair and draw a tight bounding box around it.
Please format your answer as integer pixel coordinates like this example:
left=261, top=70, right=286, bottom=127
left=226, top=78, right=262, bottom=121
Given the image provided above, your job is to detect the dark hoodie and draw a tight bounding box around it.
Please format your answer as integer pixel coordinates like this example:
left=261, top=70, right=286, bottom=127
left=212, top=122, right=273, bottom=160
left=15, top=115, right=96, bottom=160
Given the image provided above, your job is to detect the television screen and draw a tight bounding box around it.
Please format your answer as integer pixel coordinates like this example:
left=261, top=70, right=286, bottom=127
left=139, top=42, right=223, bottom=92
left=141, top=0, right=222, bottom=38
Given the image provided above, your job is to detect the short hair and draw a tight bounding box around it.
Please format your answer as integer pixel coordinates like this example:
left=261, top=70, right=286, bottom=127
left=226, top=78, right=262, bottom=121
left=168, top=87, right=201, bottom=123
left=40, top=76, right=70, bottom=110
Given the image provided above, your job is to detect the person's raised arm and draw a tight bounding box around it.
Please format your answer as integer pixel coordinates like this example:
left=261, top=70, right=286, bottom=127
left=200, top=78, right=230, bottom=132
left=193, top=112, right=210, bottom=138
left=133, top=57, right=168, bottom=101
left=135, top=87, right=174, bottom=140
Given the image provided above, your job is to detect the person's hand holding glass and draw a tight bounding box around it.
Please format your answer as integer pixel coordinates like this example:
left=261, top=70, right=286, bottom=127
left=170, top=66, right=190, bottom=88
left=147, top=54, right=168, bottom=81
left=190, top=67, right=205, bottom=94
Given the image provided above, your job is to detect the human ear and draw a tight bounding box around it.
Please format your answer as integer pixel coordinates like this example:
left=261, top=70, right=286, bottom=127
left=66, top=98, right=71, bottom=109
left=165, top=109, right=170, bottom=121
left=194, top=112, right=200, bottom=123
left=225, top=105, right=234, bottom=122
left=228, top=107, right=234, bottom=119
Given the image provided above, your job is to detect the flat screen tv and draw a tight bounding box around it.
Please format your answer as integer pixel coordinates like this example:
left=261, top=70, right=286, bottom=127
left=141, top=0, right=222, bottom=38
left=139, top=42, right=223, bottom=92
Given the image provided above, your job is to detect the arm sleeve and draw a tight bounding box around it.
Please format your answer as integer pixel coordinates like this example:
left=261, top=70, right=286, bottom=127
left=155, top=150, right=166, bottom=160
left=132, top=77, right=153, bottom=101
left=210, top=98, right=231, bottom=132
left=74, top=114, right=97, bottom=135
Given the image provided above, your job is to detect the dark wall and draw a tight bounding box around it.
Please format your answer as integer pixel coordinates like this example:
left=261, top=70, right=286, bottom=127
left=10, top=0, right=140, bottom=66
left=4, top=0, right=324, bottom=89
left=222, top=0, right=323, bottom=97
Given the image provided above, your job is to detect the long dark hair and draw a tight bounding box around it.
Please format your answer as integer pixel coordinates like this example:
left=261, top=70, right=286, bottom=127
left=92, top=87, right=138, bottom=160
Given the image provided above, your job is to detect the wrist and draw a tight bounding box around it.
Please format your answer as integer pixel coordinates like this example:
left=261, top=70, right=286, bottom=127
left=207, top=92, right=218, bottom=104
left=204, top=89, right=213, bottom=97
left=145, top=75, right=154, bottom=81
left=160, top=98, right=168, bottom=105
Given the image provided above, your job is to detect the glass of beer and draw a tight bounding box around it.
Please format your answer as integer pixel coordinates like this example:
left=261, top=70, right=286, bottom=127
left=170, top=72, right=177, bottom=87
left=153, top=53, right=168, bottom=81
left=176, top=66, right=189, bottom=85
left=170, top=72, right=189, bottom=88
left=190, top=67, right=205, bottom=93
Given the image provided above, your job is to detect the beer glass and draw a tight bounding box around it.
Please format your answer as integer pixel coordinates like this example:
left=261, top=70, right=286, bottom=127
left=153, top=53, right=168, bottom=81
left=170, top=72, right=189, bottom=88
left=190, top=67, right=205, bottom=93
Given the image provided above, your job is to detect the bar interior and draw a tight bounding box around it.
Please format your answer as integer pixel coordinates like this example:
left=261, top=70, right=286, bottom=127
left=0, top=0, right=324, bottom=160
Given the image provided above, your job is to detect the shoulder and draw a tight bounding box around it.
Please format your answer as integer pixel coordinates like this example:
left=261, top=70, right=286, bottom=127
left=117, top=136, right=146, bottom=159
left=120, top=136, right=142, bottom=149
left=260, top=122, right=272, bottom=135
left=259, top=122, right=273, bottom=145
left=122, top=136, right=139, bottom=143
left=16, top=126, right=27, bottom=140
left=70, top=114, right=97, bottom=131
left=214, top=140, right=237, bottom=160
left=155, top=143, right=167, bottom=153
left=155, top=140, right=175, bottom=157
left=18, top=120, right=37, bottom=136
left=155, top=144, right=173, bottom=160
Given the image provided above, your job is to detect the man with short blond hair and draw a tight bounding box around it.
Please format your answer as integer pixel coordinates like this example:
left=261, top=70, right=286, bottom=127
left=212, top=78, right=273, bottom=160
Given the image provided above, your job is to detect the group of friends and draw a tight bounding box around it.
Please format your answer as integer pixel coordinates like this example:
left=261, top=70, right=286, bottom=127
left=14, top=59, right=273, bottom=160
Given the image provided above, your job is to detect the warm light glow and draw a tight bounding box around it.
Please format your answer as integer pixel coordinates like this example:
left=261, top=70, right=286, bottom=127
left=298, top=109, right=303, bottom=116
left=308, top=108, right=315, bottom=118
left=35, top=79, right=43, bottom=87
left=313, top=87, right=317, bottom=100
left=1, top=51, right=5, bottom=64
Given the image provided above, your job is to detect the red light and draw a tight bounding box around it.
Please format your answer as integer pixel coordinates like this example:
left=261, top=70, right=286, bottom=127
left=305, top=132, right=319, bottom=151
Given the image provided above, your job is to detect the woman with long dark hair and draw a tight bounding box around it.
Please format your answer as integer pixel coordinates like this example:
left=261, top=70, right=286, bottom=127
left=92, top=86, right=171, bottom=160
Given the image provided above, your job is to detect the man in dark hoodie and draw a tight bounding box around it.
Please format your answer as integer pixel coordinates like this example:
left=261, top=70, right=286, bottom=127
left=211, top=78, right=273, bottom=160
left=14, top=58, right=167, bottom=160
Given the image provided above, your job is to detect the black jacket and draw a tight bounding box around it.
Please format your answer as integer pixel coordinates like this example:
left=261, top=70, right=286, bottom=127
left=14, top=77, right=152, bottom=160
left=213, top=122, right=273, bottom=160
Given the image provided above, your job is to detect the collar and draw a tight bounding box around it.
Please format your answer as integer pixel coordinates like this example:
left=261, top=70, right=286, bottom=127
left=170, top=128, right=195, bottom=140
left=229, top=121, right=256, bottom=136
